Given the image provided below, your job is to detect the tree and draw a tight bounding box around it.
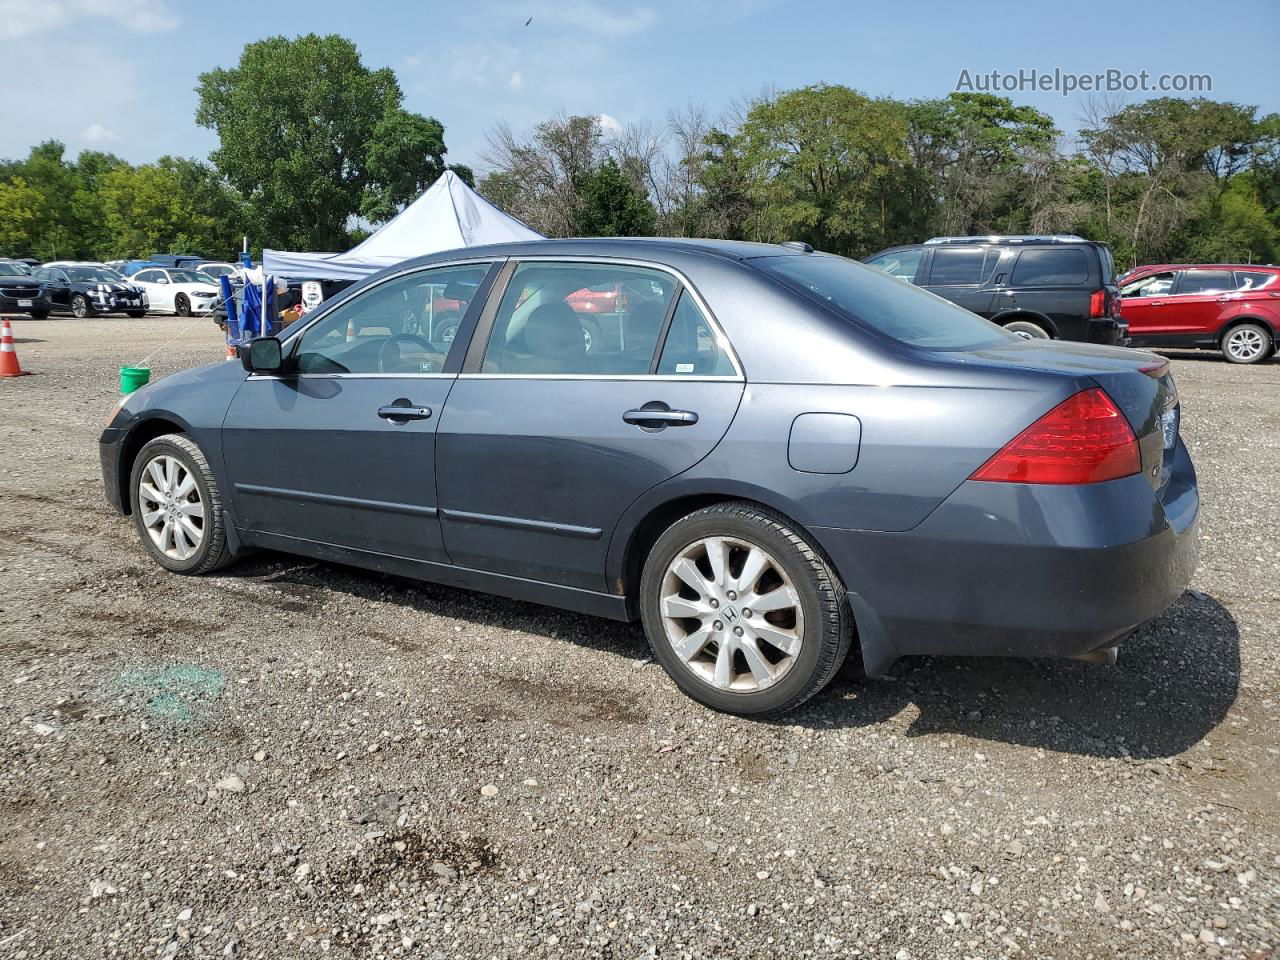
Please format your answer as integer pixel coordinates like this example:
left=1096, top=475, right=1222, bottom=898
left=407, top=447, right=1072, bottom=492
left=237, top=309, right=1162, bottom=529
left=0, top=177, right=41, bottom=256
left=480, top=114, right=605, bottom=237
left=196, top=34, right=454, bottom=250
left=100, top=158, right=244, bottom=258
left=731, top=85, right=912, bottom=255
left=577, top=159, right=656, bottom=236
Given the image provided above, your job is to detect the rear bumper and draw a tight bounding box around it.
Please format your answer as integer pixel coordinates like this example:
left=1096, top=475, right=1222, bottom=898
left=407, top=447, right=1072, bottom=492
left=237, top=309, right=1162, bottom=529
left=1086, top=316, right=1127, bottom=346
left=814, top=437, right=1199, bottom=675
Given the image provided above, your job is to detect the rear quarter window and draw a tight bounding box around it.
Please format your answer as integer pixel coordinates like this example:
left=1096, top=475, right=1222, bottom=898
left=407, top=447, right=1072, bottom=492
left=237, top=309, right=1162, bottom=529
left=1010, top=248, right=1091, bottom=286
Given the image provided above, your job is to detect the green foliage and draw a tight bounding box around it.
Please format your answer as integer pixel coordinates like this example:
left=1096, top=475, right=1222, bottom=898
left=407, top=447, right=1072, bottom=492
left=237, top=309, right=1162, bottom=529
left=733, top=85, right=911, bottom=253
left=100, top=158, right=244, bottom=258
left=195, top=33, right=451, bottom=250
left=577, top=159, right=656, bottom=236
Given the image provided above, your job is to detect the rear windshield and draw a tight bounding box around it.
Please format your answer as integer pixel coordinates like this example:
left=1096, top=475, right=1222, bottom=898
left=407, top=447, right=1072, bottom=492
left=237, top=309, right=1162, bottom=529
left=755, top=254, right=1017, bottom=351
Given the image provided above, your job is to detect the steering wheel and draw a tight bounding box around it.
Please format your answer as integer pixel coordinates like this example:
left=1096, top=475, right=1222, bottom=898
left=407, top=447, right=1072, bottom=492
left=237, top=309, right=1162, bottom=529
left=397, top=308, right=419, bottom=335
left=378, top=333, right=437, bottom=373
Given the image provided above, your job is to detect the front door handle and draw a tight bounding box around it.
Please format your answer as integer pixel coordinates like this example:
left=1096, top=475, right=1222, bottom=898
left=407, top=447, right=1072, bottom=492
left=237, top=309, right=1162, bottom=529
left=378, top=404, right=432, bottom=422
left=623, top=405, right=699, bottom=428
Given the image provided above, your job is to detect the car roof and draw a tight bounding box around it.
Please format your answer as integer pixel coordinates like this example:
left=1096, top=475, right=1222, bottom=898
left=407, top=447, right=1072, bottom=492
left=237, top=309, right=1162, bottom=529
left=1125, top=263, right=1278, bottom=273
left=407, top=237, right=814, bottom=265
left=44, top=261, right=112, bottom=267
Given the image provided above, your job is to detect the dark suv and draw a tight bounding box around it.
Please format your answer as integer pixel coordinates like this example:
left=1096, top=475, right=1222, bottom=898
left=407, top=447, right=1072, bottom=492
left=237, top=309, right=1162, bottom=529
left=864, top=235, right=1124, bottom=344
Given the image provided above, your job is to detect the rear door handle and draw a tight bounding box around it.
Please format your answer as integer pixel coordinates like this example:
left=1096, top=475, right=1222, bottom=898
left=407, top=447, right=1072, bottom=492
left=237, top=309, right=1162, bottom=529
left=378, top=404, right=432, bottom=421
left=623, top=406, right=699, bottom=428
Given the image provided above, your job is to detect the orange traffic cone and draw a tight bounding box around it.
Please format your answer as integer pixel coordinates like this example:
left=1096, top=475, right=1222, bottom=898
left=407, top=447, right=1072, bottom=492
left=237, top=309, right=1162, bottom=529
left=346, top=317, right=356, bottom=342
left=0, top=319, right=30, bottom=377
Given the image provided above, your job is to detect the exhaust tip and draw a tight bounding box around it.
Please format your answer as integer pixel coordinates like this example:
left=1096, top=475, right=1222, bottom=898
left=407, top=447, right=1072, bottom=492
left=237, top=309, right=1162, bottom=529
left=1072, top=645, right=1118, bottom=666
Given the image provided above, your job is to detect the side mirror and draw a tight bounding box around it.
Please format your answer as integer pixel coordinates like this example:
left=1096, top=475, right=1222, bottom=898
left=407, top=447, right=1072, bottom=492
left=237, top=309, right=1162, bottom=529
left=241, top=336, right=283, bottom=374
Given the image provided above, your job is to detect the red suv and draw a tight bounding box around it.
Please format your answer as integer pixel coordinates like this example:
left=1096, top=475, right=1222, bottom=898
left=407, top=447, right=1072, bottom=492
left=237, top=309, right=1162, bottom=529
left=1118, top=264, right=1280, bottom=364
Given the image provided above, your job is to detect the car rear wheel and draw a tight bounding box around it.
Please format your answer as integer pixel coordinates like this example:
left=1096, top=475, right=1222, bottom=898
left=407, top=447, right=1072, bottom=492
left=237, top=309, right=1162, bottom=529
left=174, top=294, right=191, bottom=317
left=71, top=294, right=94, bottom=319
left=1221, top=323, right=1272, bottom=364
left=126, top=310, right=145, bottom=319
left=1004, top=319, right=1051, bottom=340
left=129, top=434, right=233, bottom=575
left=640, top=502, right=851, bottom=716
left=29, top=309, right=49, bottom=320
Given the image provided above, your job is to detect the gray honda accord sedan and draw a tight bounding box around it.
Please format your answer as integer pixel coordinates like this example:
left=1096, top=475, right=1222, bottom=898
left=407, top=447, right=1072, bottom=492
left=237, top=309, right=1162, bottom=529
left=100, top=238, right=1199, bottom=716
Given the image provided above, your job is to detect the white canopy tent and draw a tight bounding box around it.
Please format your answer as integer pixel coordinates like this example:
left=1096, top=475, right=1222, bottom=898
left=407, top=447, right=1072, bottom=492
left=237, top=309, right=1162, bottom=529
left=262, top=171, right=542, bottom=281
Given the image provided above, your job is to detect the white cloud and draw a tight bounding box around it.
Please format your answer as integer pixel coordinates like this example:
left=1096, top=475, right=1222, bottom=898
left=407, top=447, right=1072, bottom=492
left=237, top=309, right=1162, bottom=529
left=508, top=71, right=523, bottom=92
left=597, top=112, right=622, bottom=134
left=82, top=123, right=119, bottom=144
left=0, top=0, right=178, bottom=38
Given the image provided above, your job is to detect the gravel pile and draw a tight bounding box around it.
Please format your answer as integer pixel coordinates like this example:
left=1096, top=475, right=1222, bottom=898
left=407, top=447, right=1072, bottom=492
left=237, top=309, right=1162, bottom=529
left=1, top=317, right=1276, bottom=958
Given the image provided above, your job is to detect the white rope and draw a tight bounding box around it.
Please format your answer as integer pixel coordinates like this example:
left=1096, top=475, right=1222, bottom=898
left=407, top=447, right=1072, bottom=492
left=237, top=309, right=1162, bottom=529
left=133, top=294, right=234, bottom=368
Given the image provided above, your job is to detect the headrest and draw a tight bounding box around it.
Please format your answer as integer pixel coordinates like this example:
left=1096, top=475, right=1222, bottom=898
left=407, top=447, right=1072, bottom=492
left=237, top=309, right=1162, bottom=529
left=524, top=302, right=585, bottom=357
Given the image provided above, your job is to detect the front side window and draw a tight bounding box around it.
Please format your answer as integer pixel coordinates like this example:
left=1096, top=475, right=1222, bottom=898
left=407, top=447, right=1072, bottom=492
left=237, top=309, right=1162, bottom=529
left=1010, top=248, right=1090, bottom=286
left=927, top=248, right=987, bottom=285
left=1121, top=272, right=1175, bottom=298
left=65, top=266, right=124, bottom=283
left=1176, top=269, right=1235, bottom=295
left=865, top=248, right=923, bottom=283
left=293, top=263, right=489, bottom=375
left=757, top=254, right=1016, bottom=351
left=481, top=261, right=678, bottom=375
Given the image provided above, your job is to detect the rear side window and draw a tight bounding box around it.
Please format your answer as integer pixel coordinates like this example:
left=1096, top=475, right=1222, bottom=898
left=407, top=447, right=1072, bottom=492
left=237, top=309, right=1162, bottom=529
left=482, top=261, right=677, bottom=375
left=757, top=254, right=1016, bottom=351
left=656, top=291, right=736, bottom=376
left=1010, top=248, right=1090, bottom=286
left=1234, top=270, right=1275, bottom=291
left=865, top=248, right=923, bottom=283
left=1177, top=270, right=1235, bottom=295
left=927, top=248, right=987, bottom=285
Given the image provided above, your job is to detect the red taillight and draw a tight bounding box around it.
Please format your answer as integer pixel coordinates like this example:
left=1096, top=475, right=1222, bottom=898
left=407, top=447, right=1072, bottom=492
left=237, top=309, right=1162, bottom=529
left=971, top=388, right=1140, bottom=485
left=1089, top=289, right=1107, bottom=317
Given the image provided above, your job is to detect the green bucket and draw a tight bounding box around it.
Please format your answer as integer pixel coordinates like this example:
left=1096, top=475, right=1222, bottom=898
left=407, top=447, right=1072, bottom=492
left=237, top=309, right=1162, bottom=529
left=120, top=366, right=151, bottom=395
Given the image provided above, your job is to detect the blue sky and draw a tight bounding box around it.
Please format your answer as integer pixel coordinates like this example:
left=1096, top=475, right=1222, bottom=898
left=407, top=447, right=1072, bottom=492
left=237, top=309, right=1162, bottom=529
left=2, top=0, right=1276, bottom=172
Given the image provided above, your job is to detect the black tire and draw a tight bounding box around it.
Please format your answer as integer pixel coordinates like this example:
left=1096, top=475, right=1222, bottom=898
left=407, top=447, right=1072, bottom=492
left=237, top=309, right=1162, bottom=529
left=71, top=294, right=94, bottom=319
left=639, top=501, right=852, bottom=716
left=29, top=309, right=49, bottom=320
left=174, top=294, right=191, bottom=317
left=1220, top=322, right=1272, bottom=364
left=125, top=310, right=146, bottom=319
left=128, top=434, right=233, bottom=575
left=1003, top=318, right=1051, bottom=340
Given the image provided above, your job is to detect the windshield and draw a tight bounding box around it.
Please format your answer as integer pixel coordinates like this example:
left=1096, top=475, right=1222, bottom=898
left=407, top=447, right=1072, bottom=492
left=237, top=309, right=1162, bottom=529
left=755, top=254, right=1017, bottom=350
left=201, top=264, right=234, bottom=277
left=65, top=266, right=126, bottom=283
left=169, top=269, right=207, bottom=284
left=0, top=261, right=31, bottom=275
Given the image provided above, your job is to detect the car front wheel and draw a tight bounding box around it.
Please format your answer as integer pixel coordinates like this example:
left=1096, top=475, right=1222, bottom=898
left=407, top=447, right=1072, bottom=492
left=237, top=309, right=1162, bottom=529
left=640, top=502, right=851, bottom=716
left=1221, top=322, right=1272, bottom=364
left=129, top=434, right=233, bottom=575
left=71, top=294, right=94, bottom=318
left=174, top=294, right=191, bottom=317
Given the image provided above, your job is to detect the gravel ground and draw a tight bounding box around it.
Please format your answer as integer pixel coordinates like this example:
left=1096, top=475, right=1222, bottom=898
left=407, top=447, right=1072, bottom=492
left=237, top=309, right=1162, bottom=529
left=1, top=315, right=1277, bottom=960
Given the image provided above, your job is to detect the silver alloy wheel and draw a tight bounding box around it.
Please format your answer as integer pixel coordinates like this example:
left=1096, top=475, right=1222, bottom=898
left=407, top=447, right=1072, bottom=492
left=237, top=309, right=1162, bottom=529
left=659, top=536, right=804, bottom=693
left=137, top=455, right=205, bottom=561
left=1225, top=326, right=1266, bottom=362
